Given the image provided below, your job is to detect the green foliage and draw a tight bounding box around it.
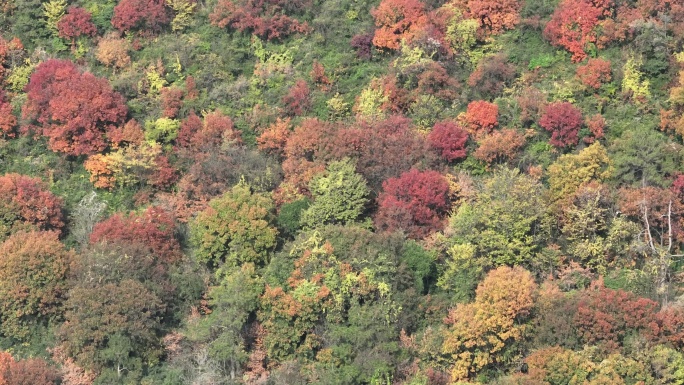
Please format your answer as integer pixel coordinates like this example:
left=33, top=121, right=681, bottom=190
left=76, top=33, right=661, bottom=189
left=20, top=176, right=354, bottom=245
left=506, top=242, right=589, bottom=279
left=145, top=118, right=180, bottom=144
left=191, top=180, right=279, bottom=269
left=277, top=198, right=310, bottom=238
left=301, top=159, right=369, bottom=229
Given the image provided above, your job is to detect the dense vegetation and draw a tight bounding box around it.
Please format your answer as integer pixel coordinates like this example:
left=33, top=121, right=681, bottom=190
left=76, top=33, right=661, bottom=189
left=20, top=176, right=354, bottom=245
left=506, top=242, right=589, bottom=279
left=0, top=0, right=683, bottom=383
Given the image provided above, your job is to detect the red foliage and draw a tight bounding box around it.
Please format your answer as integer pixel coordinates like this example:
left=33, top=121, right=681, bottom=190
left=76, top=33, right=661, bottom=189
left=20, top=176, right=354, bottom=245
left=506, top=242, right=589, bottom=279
left=0, top=173, right=65, bottom=235
left=574, top=283, right=659, bottom=351
left=648, top=306, right=684, bottom=349
left=160, top=86, right=184, bottom=119
left=107, top=119, right=145, bottom=148
left=0, top=92, right=16, bottom=138
left=22, top=59, right=128, bottom=156
left=428, top=120, right=469, bottom=162
left=576, top=58, right=612, bottom=89
left=0, top=352, right=59, bottom=385
left=467, top=53, right=516, bottom=98
left=543, top=0, right=614, bottom=62
left=463, top=100, right=498, bottom=136
left=416, top=62, right=459, bottom=101
left=176, top=112, right=203, bottom=148
left=257, top=117, right=291, bottom=158
left=473, top=128, right=526, bottom=166
left=371, top=0, right=428, bottom=50
left=89, top=206, right=181, bottom=263
left=57, top=7, right=97, bottom=41
left=333, top=115, right=433, bottom=190
left=584, top=113, right=605, bottom=143
left=465, top=0, right=523, bottom=36
left=374, top=168, right=450, bottom=238
left=310, top=61, right=331, bottom=90
left=282, top=79, right=311, bottom=116
left=111, top=0, right=172, bottom=33
left=619, top=186, right=684, bottom=245
left=539, top=101, right=584, bottom=148
left=210, top=0, right=311, bottom=40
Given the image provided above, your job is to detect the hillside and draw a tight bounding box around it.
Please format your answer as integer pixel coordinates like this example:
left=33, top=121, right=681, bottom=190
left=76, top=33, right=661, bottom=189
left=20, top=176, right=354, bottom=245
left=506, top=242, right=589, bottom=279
left=0, top=0, right=683, bottom=384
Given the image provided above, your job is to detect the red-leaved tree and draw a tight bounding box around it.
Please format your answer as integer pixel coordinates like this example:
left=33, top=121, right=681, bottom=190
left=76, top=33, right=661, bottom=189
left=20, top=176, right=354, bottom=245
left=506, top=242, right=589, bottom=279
left=111, top=0, right=172, bottom=33
left=463, top=100, right=498, bottom=136
left=428, top=120, right=469, bottom=162
left=539, top=101, right=584, bottom=148
left=57, top=7, right=97, bottom=42
left=374, top=168, right=450, bottom=238
left=0, top=352, right=59, bottom=385
left=0, top=91, right=16, bottom=138
left=22, top=59, right=128, bottom=156
left=576, top=58, right=612, bottom=89
left=0, top=173, right=64, bottom=237
left=210, top=0, right=311, bottom=40
left=89, top=206, right=182, bottom=264
left=371, top=0, right=428, bottom=50
left=281, top=79, right=311, bottom=116
left=543, top=0, right=614, bottom=62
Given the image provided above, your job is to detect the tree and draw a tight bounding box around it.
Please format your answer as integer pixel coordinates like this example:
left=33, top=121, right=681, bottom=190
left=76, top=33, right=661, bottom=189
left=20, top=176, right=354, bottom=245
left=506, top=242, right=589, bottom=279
left=111, top=0, right=171, bottom=33
left=90, top=206, right=182, bottom=264
left=463, top=0, right=523, bottom=36
left=0, top=352, right=59, bottom=385
left=58, top=279, right=165, bottom=379
left=188, top=263, right=264, bottom=381
left=375, top=168, right=450, bottom=239
left=539, top=101, right=584, bottom=148
left=300, top=159, right=370, bottom=229
left=371, top=0, right=428, bottom=50
left=209, top=0, right=311, bottom=40
left=543, top=0, right=613, bottom=62
left=0, top=173, right=65, bottom=238
left=0, top=91, right=17, bottom=138
left=462, top=100, right=498, bottom=136
left=56, top=7, right=97, bottom=42
left=0, top=231, right=73, bottom=340
left=191, top=180, right=278, bottom=268
left=548, top=142, right=612, bottom=203
left=610, top=126, right=678, bottom=188
left=448, top=167, right=549, bottom=268
left=442, top=266, right=537, bottom=381
left=428, top=120, right=469, bottom=162
left=95, top=33, right=131, bottom=69
left=22, top=59, right=128, bottom=156
left=473, top=128, right=526, bottom=167
left=576, top=58, right=612, bottom=89
left=257, top=117, right=292, bottom=159
left=281, top=79, right=311, bottom=117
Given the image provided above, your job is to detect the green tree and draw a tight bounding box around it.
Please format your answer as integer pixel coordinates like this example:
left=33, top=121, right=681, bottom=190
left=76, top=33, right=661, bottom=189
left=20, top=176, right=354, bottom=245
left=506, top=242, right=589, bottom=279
left=449, top=167, right=550, bottom=268
left=610, top=126, right=680, bottom=188
left=301, top=159, right=369, bottom=229
left=191, top=180, right=278, bottom=269
left=188, top=263, right=264, bottom=381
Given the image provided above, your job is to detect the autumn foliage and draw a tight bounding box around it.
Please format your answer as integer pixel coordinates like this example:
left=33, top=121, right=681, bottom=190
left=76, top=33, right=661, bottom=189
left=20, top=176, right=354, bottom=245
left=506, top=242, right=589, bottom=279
left=473, top=128, right=526, bottom=166
left=371, top=0, right=428, bottom=50
left=0, top=91, right=16, bottom=138
left=0, top=352, right=59, bottom=385
left=0, top=173, right=64, bottom=237
left=210, top=0, right=311, bottom=40
left=539, top=101, right=584, bottom=148
left=111, top=0, right=172, bottom=33
left=22, top=59, right=128, bottom=156
left=576, top=58, right=612, bottom=89
left=57, top=7, right=97, bottom=41
left=0, top=231, right=73, bottom=340
left=375, top=168, right=450, bottom=238
left=463, top=0, right=524, bottom=36
left=463, top=100, right=499, bottom=136
left=443, top=266, right=537, bottom=381
left=428, top=120, right=469, bottom=162
left=90, top=206, right=182, bottom=263
left=544, top=0, right=614, bottom=62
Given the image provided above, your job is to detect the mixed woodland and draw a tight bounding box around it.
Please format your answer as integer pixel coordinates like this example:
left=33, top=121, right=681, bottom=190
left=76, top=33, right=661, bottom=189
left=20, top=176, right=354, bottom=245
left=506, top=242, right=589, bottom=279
left=1, top=0, right=684, bottom=383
